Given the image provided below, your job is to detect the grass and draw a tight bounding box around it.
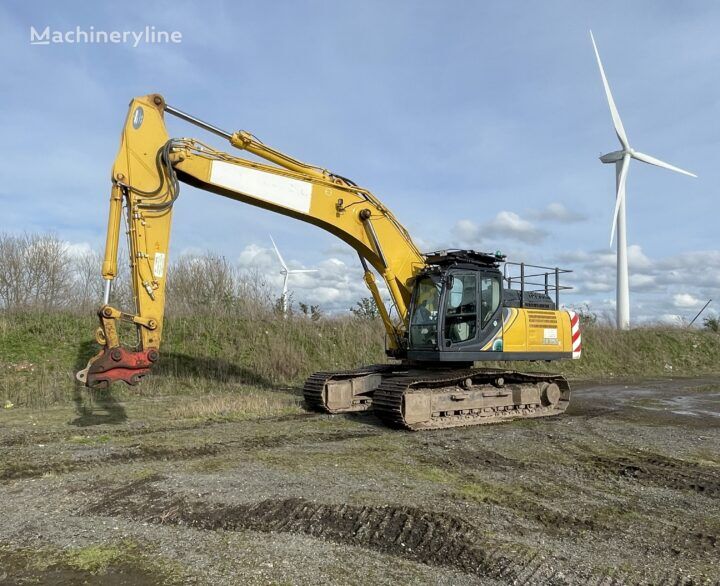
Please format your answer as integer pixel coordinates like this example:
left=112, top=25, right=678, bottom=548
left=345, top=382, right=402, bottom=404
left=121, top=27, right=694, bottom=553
left=65, top=544, right=127, bottom=573
left=483, top=324, right=720, bottom=380
left=165, top=389, right=303, bottom=421
left=0, top=540, right=186, bottom=584
left=0, top=309, right=718, bottom=410
left=0, top=309, right=384, bottom=409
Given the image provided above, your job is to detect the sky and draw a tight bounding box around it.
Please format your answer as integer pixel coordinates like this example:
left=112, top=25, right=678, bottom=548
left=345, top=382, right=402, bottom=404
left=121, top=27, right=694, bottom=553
left=1, top=1, right=718, bottom=323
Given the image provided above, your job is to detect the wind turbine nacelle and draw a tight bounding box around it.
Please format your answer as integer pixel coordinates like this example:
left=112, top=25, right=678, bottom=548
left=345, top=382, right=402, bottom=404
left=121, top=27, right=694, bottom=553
left=599, top=150, right=625, bottom=164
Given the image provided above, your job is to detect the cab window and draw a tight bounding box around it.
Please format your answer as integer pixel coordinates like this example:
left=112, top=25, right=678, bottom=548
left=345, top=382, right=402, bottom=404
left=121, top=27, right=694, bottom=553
left=409, top=276, right=441, bottom=348
left=444, top=274, right=477, bottom=343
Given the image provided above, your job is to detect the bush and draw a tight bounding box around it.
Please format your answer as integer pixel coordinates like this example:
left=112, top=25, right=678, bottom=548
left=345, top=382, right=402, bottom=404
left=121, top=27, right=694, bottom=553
left=0, top=233, right=72, bottom=310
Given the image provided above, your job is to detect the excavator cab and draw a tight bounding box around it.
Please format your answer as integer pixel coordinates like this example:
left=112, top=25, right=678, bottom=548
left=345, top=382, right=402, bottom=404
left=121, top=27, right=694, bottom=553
left=405, top=249, right=571, bottom=364
left=406, top=250, right=506, bottom=361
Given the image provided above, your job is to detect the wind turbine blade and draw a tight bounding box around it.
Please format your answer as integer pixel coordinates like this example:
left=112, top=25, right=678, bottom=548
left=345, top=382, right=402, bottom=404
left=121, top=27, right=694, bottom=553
left=610, top=154, right=630, bottom=246
left=631, top=151, right=697, bottom=178
left=288, top=269, right=319, bottom=274
left=590, top=31, right=629, bottom=149
left=269, top=234, right=287, bottom=271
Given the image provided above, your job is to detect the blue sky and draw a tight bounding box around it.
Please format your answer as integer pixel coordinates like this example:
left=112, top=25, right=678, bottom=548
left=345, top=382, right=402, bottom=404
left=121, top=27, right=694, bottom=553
left=1, top=1, right=718, bottom=321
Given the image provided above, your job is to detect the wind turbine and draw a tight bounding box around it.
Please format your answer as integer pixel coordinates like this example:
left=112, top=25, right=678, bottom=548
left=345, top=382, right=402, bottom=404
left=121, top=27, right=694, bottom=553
left=590, top=31, right=697, bottom=330
left=269, top=235, right=318, bottom=316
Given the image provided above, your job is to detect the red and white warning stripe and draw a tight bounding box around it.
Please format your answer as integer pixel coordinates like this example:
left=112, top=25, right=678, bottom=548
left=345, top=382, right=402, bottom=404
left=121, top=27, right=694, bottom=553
left=568, top=311, right=582, bottom=359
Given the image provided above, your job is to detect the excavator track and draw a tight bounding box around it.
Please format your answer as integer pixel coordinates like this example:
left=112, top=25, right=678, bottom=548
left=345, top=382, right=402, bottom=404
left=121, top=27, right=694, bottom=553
left=304, top=365, right=570, bottom=429
left=373, top=368, right=570, bottom=431
left=303, top=364, right=400, bottom=413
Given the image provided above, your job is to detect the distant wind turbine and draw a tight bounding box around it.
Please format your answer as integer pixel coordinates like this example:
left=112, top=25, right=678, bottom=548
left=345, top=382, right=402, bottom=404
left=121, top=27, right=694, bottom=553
left=590, top=30, right=697, bottom=330
left=269, top=235, right=318, bottom=316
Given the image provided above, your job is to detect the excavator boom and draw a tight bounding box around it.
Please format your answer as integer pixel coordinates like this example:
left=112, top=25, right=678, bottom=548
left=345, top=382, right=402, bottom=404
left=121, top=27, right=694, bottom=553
left=77, top=94, right=425, bottom=386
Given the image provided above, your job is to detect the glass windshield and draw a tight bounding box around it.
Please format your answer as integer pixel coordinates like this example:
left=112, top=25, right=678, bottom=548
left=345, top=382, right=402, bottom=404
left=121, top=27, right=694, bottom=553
left=409, top=276, right=441, bottom=348
left=444, top=273, right=477, bottom=343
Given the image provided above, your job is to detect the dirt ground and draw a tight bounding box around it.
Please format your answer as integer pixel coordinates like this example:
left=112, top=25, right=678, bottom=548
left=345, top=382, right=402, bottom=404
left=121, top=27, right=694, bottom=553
left=1, top=376, right=719, bottom=585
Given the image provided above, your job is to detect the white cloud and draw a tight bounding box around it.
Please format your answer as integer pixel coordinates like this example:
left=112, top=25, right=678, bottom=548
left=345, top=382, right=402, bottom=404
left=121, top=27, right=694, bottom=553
left=63, top=241, right=94, bottom=258
left=659, top=314, right=685, bottom=326
left=237, top=243, right=275, bottom=268
left=323, top=243, right=355, bottom=257
left=556, top=244, right=652, bottom=271
left=627, top=245, right=653, bottom=270
left=454, top=211, right=547, bottom=246
left=582, top=279, right=614, bottom=293
left=673, top=293, right=702, bottom=308
left=558, top=242, right=720, bottom=323
left=486, top=211, right=547, bottom=243
left=230, top=243, right=385, bottom=313
left=455, top=219, right=480, bottom=241
left=629, top=273, right=656, bottom=291
left=528, top=202, right=587, bottom=223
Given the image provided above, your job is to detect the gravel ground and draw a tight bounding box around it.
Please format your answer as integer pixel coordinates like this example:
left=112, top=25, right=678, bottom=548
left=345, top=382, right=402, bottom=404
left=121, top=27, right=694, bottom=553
left=1, top=376, right=719, bottom=585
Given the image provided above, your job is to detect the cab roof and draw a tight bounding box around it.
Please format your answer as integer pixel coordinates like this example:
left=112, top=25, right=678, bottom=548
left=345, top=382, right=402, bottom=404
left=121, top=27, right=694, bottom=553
left=423, top=249, right=506, bottom=269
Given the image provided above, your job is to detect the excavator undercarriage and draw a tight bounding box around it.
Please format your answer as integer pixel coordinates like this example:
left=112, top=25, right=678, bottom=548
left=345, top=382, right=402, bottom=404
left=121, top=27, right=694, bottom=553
left=303, top=366, right=570, bottom=430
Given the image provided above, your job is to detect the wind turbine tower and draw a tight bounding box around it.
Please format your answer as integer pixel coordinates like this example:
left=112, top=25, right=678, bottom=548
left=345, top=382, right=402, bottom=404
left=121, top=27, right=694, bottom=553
left=590, top=31, right=697, bottom=330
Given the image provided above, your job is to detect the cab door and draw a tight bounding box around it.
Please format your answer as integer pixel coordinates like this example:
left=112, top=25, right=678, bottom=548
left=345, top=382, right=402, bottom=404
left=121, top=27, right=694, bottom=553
left=478, top=273, right=503, bottom=349
left=440, top=271, right=503, bottom=353
left=441, top=272, right=478, bottom=348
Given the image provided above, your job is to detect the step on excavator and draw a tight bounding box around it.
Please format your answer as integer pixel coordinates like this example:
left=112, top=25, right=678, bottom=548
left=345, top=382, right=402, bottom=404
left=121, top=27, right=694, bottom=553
left=77, top=94, right=582, bottom=430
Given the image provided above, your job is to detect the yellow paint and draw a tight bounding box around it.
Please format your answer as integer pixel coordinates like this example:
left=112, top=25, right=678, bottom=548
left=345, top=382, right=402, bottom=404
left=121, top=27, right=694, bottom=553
left=498, top=308, right=573, bottom=354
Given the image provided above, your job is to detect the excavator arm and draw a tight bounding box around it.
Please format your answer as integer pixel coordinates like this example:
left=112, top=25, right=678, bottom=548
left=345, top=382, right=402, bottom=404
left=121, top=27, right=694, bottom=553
left=77, top=94, right=426, bottom=387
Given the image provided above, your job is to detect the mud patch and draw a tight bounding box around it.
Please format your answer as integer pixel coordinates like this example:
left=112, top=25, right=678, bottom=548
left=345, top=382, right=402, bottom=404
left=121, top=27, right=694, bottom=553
left=582, top=451, right=720, bottom=497
left=0, top=560, right=168, bottom=586
left=423, top=446, right=524, bottom=472
left=85, top=477, right=519, bottom=580
left=0, top=543, right=182, bottom=586
left=416, top=449, right=601, bottom=536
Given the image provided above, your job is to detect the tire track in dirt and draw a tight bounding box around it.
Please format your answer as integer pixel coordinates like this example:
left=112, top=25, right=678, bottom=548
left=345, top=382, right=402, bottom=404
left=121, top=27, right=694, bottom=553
left=419, top=446, right=719, bottom=570
left=582, top=451, right=720, bottom=497
left=82, top=477, right=712, bottom=585
left=0, top=428, right=374, bottom=482
left=84, top=476, right=527, bottom=581
left=417, top=449, right=605, bottom=537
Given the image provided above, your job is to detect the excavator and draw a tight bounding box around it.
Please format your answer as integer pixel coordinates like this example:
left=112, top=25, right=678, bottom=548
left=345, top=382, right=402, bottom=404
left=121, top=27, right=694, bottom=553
left=76, top=94, right=582, bottom=430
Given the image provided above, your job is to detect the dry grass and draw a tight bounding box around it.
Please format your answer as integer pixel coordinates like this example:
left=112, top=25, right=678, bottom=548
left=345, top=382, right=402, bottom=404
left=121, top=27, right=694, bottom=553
left=0, top=309, right=385, bottom=409
left=166, top=389, right=303, bottom=422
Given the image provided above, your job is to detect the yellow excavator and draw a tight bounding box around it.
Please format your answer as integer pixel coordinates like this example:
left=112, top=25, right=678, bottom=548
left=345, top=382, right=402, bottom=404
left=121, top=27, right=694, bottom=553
left=77, top=94, right=582, bottom=430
